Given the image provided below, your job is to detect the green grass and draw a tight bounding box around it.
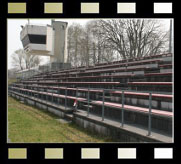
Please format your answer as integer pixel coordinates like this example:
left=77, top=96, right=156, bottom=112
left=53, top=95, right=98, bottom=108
left=8, top=96, right=113, bottom=143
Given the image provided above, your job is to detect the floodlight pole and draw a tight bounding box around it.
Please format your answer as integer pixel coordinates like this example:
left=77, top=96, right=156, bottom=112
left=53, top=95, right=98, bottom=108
left=169, top=19, right=173, bottom=54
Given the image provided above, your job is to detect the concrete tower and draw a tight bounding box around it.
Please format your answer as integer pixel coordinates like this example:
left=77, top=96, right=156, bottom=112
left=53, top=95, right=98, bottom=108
left=20, top=20, right=70, bottom=70
left=50, top=20, right=68, bottom=63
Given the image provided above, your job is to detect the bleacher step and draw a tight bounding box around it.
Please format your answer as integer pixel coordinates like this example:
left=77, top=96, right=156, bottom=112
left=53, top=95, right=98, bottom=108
left=64, top=113, right=74, bottom=120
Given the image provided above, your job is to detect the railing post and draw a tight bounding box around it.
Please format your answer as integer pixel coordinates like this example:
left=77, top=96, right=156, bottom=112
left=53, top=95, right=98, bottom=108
left=148, top=92, right=152, bottom=136
left=43, top=89, right=44, bottom=101
left=87, top=87, right=90, bottom=117
left=52, top=92, right=53, bottom=104
left=102, top=89, right=105, bottom=121
left=46, top=92, right=47, bottom=102
left=58, top=89, right=60, bottom=105
left=40, top=91, right=42, bottom=100
left=46, top=93, right=48, bottom=110
left=76, top=87, right=78, bottom=111
left=121, top=90, right=124, bottom=127
left=65, top=87, right=67, bottom=110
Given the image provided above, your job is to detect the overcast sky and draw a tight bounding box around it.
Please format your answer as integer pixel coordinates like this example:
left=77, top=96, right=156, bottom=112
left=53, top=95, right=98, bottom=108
left=8, top=18, right=171, bottom=69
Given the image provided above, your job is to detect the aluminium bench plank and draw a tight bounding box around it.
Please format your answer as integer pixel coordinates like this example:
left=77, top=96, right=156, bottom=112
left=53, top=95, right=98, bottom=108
left=11, top=85, right=173, bottom=99
left=127, top=82, right=173, bottom=85
left=91, top=101, right=173, bottom=118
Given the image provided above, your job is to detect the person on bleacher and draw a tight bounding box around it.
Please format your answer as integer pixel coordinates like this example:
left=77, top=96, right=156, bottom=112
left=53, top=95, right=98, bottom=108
left=73, top=99, right=78, bottom=112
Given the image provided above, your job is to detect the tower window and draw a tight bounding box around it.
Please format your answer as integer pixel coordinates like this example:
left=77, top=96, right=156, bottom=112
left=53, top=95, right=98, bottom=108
left=21, top=34, right=46, bottom=47
left=28, top=34, right=46, bottom=44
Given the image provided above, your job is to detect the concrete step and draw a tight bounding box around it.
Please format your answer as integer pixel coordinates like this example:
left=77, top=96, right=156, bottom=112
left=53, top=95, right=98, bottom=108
left=64, top=113, right=73, bottom=120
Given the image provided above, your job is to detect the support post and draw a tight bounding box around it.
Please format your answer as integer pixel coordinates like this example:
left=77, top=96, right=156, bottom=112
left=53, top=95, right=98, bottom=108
left=102, top=89, right=105, bottom=121
left=58, top=89, right=60, bottom=106
left=148, top=92, right=152, bottom=136
left=76, top=87, right=78, bottom=111
left=121, top=90, right=124, bottom=127
left=52, top=92, right=53, bottom=104
left=45, top=92, right=47, bottom=102
left=65, top=87, right=67, bottom=109
left=46, top=94, right=48, bottom=110
left=87, top=87, right=90, bottom=117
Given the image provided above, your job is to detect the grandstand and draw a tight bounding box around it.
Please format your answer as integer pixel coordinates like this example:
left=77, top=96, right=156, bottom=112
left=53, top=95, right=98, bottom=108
left=8, top=53, right=173, bottom=142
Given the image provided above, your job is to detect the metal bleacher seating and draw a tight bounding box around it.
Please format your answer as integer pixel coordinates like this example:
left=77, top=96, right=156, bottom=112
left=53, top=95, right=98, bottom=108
left=9, top=53, right=173, bottom=140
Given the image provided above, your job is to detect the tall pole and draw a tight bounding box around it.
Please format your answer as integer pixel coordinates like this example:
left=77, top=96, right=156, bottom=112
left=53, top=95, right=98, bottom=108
left=169, top=19, right=173, bottom=54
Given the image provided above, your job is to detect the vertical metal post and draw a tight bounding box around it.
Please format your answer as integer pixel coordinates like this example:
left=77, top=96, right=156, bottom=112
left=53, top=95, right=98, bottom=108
left=40, top=91, right=41, bottom=100
left=45, top=91, right=46, bottom=101
left=52, top=92, right=53, bottom=104
left=58, top=89, right=60, bottom=106
left=46, top=93, right=48, bottom=109
left=87, top=87, right=90, bottom=117
left=65, top=87, right=67, bottom=109
left=121, top=90, right=124, bottom=127
left=102, top=89, right=105, bottom=121
left=76, top=87, right=78, bottom=111
left=148, top=92, right=152, bottom=136
left=169, top=19, right=173, bottom=53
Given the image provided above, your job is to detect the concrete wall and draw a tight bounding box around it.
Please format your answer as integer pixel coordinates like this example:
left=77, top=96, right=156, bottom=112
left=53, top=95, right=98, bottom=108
left=74, top=116, right=161, bottom=142
left=47, top=107, right=64, bottom=117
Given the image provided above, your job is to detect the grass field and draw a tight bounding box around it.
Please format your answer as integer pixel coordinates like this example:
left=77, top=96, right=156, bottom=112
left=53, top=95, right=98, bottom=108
left=8, top=96, right=113, bottom=143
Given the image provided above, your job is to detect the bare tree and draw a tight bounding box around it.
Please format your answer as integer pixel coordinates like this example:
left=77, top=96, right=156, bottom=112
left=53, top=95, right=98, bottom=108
left=84, top=20, right=117, bottom=65
left=66, top=19, right=169, bottom=67
left=99, top=19, right=168, bottom=59
left=88, top=20, right=103, bottom=64
left=24, top=53, right=41, bottom=69
left=67, top=23, right=84, bottom=67
left=11, top=49, right=42, bottom=70
left=11, top=49, right=24, bottom=70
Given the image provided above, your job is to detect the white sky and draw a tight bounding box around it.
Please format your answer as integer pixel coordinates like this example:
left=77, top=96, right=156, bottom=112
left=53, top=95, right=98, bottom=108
left=8, top=18, right=171, bottom=69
